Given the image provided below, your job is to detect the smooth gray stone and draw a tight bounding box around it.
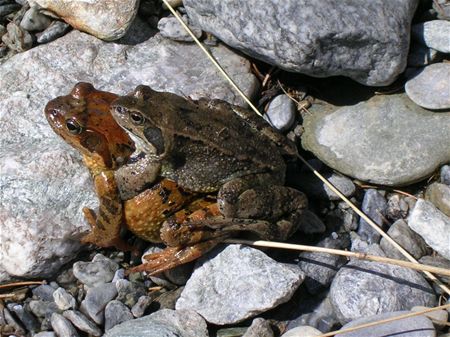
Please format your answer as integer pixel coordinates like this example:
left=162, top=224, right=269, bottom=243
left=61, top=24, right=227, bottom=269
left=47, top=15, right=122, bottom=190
left=20, top=7, right=52, bottom=31
left=338, top=311, right=434, bottom=337
left=242, top=318, right=273, bottom=337
left=405, top=63, right=450, bottom=110
left=301, top=93, right=450, bottom=186
left=380, top=219, right=428, bottom=260
left=32, top=285, right=56, bottom=302
left=184, top=0, right=418, bottom=86
left=29, top=300, right=59, bottom=319
left=104, top=300, right=133, bottom=331
left=442, top=165, right=450, bottom=185
left=264, top=94, right=296, bottom=132
left=7, top=303, right=40, bottom=332
left=130, top=295, right=153, bottom=318
left=330, top=259, right=437, bottom=324
left=73, top=254, right=119, bottom=288
left=104, top=309, right=209, bottom=337
left=425, top=182, right=450, bottom=217
left=408, top=198, right=450, bottom=260
left=50, top=313, right=79, bottom=337
left=158, top=15, right=202, bottom=42
left=53, top=287, right=76, bottom=310
left=176, top=244, right=305, bottom=324
left=412, top=20, right=450, bottom=53
left=34, top=332, right=56, bottom=337
left=63, top=310, right=102, bottom=337
left=357, top=189, right=387, bottom=244
left=36, top=20, right=70, bottom=44
left=0, top=30, right=257, bottom=279
left=282, top=326, right=322, bottom=337
left=79, top=283, right=118, bottom=325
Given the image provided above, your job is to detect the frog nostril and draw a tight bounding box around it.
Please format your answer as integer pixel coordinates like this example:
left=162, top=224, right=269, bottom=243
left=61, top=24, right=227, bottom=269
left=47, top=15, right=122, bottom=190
left=115, top=106, right=126, bottom=115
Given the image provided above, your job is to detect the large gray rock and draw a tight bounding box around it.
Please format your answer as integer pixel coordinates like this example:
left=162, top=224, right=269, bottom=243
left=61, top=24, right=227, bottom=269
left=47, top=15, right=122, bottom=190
left=408, top=199, right=450, bottom=260
left=330, top=259, right=437, bottom=324
left=184, top=0, right=419, bottom=86
left=412, top=20, right=450, bottom=53
left=176, top=244, right=305, bottom=324
left=302, top=93, right=450, bottom=186
left=0, top=30, right=257, bottom=279
left=30, top=0, right=139, bottom=41
left=104, top=309, right=209, bottom=337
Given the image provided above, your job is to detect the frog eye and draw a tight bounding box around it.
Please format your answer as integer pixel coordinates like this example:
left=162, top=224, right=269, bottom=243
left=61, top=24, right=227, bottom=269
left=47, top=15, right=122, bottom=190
left=130, top=111, right=144, bottom=125
left=66, top=118, right=83, bottom=135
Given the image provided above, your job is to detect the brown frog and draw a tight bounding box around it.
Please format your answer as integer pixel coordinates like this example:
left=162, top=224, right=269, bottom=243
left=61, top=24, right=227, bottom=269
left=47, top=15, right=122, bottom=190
left=111, top=85, right=308, bottom=273
left=44, top=83, right=214, bottom=253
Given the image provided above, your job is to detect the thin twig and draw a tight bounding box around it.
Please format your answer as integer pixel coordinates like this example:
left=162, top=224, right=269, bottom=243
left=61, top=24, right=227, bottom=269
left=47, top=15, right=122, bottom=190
left=225, top=239, right=450, bottom=277
left=0, top=293, right=16, bottom=299
left=162, top=0, right=450, bottom=296
left=316, top=303, right=450, bottom=337
left=0, top=281, right=45, bottom=290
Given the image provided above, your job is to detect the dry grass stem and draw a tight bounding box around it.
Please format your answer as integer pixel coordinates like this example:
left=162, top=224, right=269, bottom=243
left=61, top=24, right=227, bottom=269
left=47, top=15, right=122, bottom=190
left=163, top=0, right=450, bottom=296
left=0, top=281, right=45, bottom=290
left=316, top=303, right=450, bottom=337
left=225, top=239, right=450, bottom=277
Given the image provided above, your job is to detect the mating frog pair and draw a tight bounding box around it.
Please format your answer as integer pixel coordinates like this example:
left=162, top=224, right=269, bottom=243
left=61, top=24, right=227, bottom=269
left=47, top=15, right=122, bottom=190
left=45, top=83, right=307, bottom=274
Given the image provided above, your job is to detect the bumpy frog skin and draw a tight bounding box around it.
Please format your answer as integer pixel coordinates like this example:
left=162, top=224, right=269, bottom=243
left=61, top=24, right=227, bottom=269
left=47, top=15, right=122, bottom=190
left=45, top=83, right=207, bottom=253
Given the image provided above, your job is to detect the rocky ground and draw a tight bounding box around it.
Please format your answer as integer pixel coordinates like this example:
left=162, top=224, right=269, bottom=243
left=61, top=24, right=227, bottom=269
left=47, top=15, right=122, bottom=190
left=0, top=0, right=449, bottom=336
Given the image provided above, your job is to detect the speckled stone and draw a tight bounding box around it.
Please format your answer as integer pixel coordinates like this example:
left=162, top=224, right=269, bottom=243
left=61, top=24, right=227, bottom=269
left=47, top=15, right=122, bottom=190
left=264, top=94, right=296, bottom=132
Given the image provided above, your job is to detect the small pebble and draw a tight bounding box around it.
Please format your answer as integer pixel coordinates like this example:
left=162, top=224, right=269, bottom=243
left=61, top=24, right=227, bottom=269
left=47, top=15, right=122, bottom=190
left=281, top=326, right=322, bottom=337
left=112, top=268, right=125, bottom=283
left=7, top=303, right=40, bottom=333
left=63, top=310, right=102, bottom=337
left=385, top=194, right=408, bottom=221
left=20, top=7, right=52, bottom=31
left=115, top=279, right=147, bottom=307
left=34, top=332, right=56, bottom=337
left=158, top=14, right=202, bottom=42
left=36, top=20, right=70, bottom=44
left=0, top=3, right=20, bottom=18
left=405, top=63, right=450, bottom=110
left=131, top=295, right=153, bottom=318
left=2, top=21, right=34, bottom=52
left=264, top=94, right=296, bottom=132
left=53, top=287, right=77, bottom=310
left=32, top=284, right=56, bottom=301
left=412, top=20, right=450, bottom=53
left=56, top=268, right=77, bottom=286
left=441, top=165, right=450, bottom=185
left=3, top=306, right=26, bottom=335
left=243, top=317, right=274, bottom=337
left=425, top=182, right=450, bottom=217
left=50, top=313, right=79, bottom=337
left=104, top=300, right=134, bottom=331
left=29, top=300, right=59, bottom=319
left=357, top=189, right=387, bottom=244
left=80, top=282, right=118, bottom=325
left=73, top=254, right=119, bottom=288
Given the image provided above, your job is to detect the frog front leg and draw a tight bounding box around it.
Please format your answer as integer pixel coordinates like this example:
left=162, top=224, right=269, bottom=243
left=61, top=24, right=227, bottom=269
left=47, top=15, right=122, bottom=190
left=81, top=169, right=133, bottom=251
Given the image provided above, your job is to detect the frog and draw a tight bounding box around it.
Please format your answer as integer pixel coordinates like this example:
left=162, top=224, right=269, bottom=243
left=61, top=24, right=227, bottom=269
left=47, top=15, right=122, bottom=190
left=44, top=82, right=214, bottom=254
left=111, top=85, right=308, bottom=273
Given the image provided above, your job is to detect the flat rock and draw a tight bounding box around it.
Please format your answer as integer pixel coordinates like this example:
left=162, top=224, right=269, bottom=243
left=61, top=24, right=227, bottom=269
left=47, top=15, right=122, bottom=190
left=104, top=309, right=209, bottom=337
left=185, top=0, right=418, bottom=86
left=337, top=311, right=435, bottom=337
left=176, top=244, right=305, bottom=324
left=408, top=198, right=450, bottom=260
left=301, top=93, right=450, bottom=186
left=0, top=30, right=257, bottom=279
left=330, top=259, right=437, bottom=324
left=405, top=63, right=450, bottom=110
left=412, top=20, right=450, bottom=53
left=30, top=0, right=139, bottom=40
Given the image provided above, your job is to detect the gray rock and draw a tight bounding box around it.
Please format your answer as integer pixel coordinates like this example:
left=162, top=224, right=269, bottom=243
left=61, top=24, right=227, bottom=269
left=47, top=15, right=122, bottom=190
left=0, top=3, right=20, bottom=18
left=357, top=189, right=387, bottom=244
left=412, top=20, right=450, bottom=53
left=282, top=326, right=322, bottom=337
left=53, top=287, right=77, bottom=311
left=36, top=20, right=70, bottom=44
left=407, top=43, right=439, bottom=67
left=7, top=303, right=40, bottom=333
left=294, top=171, right=355, bottom=201
left=115, top=279, right=148, bottom=308
left=302, top=93, right=450, bottom=186
left=337, top=311, right=434, bottom=337
left=104, top=309, right=209, bottom=337
left=131, top=295, right=153, bottom=318
left=34, top=332, right=56, bottom=337
left=298, top=234, right=350, bottom=293
left=441, top=165, right=450, bottom=185
left=380, top=219, right=428, bottom=260
left=425, top=182, right=450, bottom=217
left=0, top=30, right=257, bottom=279
left=411, top=305, right=448, bottom=328
left=184, top=0, right=418, bottom=86
left=2, top=21, right=33, bottom=52
left=104, top=300, right=133, bottom=331
left=112, top=268, right=125, bottom=283
left=158, top=15, right=202, bottom=42
left=50, top=313, right=79, bottom=337
left=326, top=201, right=359, bottom=232
left=405, top=63, right=450, bottom=110
left=3, top=306, right=26, bottom=336
left=330, top=259, right=437, bottom=324
left=419, top=255, right=450, bottom=285
left=29, top=300, right=59, bottom=319
left=243, top=318, right=273, bottom=337
left=32, top=0, right=139, bottom=40
left=79, top=283, right=117, bottom=325
left=176, top=244, right=305, bottom=324
left=73, top=254, right=119, bottom=288
left=63, top=310, right=101, bottom=337
left=32, top=285, right=56, bottom=302
left=386, top=194, right=409, bottom=221
left=408, top=199, right=450, bottom=260
left=20, top=7, right=52, bottom=31
left=264, top=94, right=296, bottom=132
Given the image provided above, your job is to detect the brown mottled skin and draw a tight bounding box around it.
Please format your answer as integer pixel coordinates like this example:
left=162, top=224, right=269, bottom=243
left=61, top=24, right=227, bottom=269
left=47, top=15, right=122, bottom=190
left=44, top=83, right=203, bottom=253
